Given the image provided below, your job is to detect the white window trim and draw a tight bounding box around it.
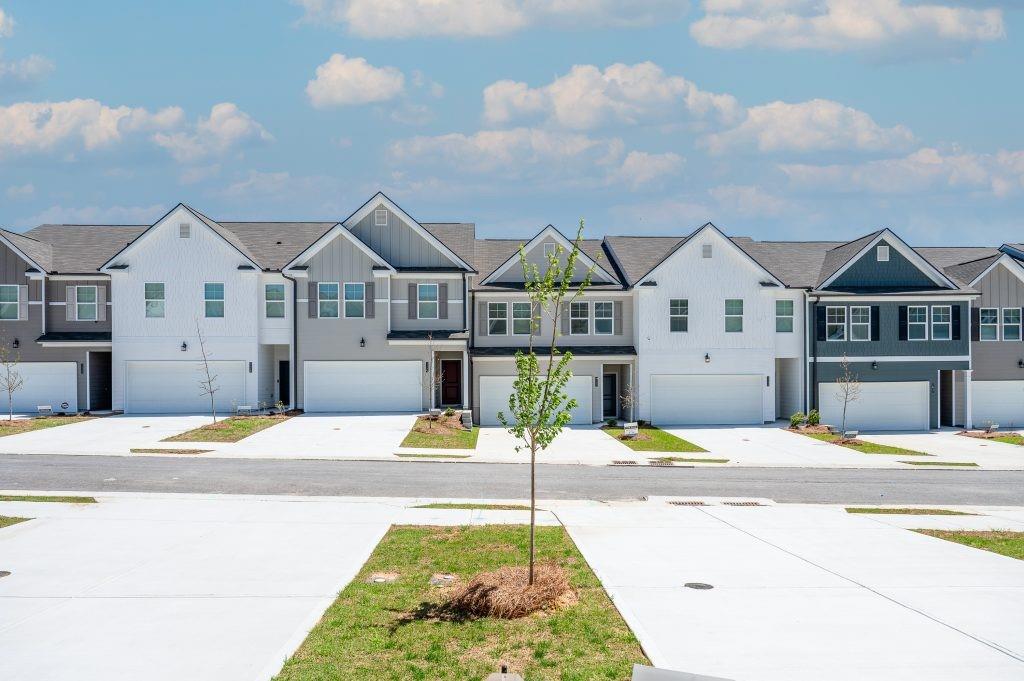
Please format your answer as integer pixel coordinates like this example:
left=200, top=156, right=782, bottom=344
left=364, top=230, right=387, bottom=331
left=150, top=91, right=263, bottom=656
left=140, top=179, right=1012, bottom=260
left=594, top=301, right=613, bottom=336
left=318, top=282, right=340, bottom=319
left=204, top=282, right=225, bottom=319
left=979, top=307, right=999, bottom=341
left=725, top=298, right=744, bottom=333
left=488, top=302, right=508, bottom=336
left=417, top=283, right=438, bottom=320
left=374, top=207, right=388, bottom=226
left=569, top=301, right=590, bottom=336
left=543, top=242, right=557, bottom=258
left=0, top=284, right=19, bottom=320
left=1002, top=307, right=1022, bottom=341
left=511, top=301, right=532, bottom=336
left=907, top=305, right=929, bottom=341
left=343, top=282, right=365, bottom=319
left=877, top=245, right=889, bottom=262
left=265, top=283, right=285, bottom=319
left=74, top=285, right=99, bottom=321
left=144, top=282, right=164, bottom=319
left=669, top=298, right=688, bottom=333
left=849, top=305, right=871, bottom=342
left=775, top=299, right=794, bottom=333
left=931, top=305, right=952, bottom=342
left=825, top=305, right=847, bottom=342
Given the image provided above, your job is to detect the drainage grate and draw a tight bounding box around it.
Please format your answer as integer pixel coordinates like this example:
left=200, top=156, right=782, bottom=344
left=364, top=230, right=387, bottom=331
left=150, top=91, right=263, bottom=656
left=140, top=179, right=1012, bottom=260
left=649, top=460, right=674, bottom=467
left=612, top=460, right=638, bottom=465
left=684, top=582, right=714, bottom=590
left=668, top=500, right=706, bottom=506
left=722, top=501, right=763, bottom=507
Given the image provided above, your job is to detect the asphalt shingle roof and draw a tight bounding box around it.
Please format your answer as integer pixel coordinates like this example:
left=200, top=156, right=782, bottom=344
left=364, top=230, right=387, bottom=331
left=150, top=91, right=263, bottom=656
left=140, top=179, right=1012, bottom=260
left=25, top=225, right=147, bottom=273
left=218, top=222, right=337, bottom=271
left=603, top=236, right=687, bottom=287
left=1, top=228, right=53, bottom=271
left=422, top=223, right=477, bottom=271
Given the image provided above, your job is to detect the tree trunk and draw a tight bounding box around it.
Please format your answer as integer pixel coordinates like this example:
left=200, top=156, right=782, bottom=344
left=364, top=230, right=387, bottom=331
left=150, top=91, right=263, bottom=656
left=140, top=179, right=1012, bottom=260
left=529, top=436, right=536, bottom=586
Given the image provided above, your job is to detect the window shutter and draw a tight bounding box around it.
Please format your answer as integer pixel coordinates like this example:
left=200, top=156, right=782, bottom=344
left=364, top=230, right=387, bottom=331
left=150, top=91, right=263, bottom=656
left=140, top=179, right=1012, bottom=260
left=898, top=305, right=908, bottom=341
left=365, top=281, right=375, bottom=319
left=532, top=301, right=541, bottom=334
left=477, top=301, right=488, bottom=336
left=66, top=286, right=76, bottom=321
left=561, top=303, right=570, bottom=336
left=308, top=281, right=318, bottom=318
left=815, top=306, right=826, bottom=342
left=18, top=285, right=27, bottom=321
left=613, top=301, right=623, bottom=335
left=970, top=307, right=980, bottom=342
left=870, top=306, right=880, bottom=341
left=951, top=304, right=961, bottom=341
left=439, top=283, right=448, bottom=320
left=408, top=283, right=416, bottom=319
left=97, top=286, right=107, bottom=322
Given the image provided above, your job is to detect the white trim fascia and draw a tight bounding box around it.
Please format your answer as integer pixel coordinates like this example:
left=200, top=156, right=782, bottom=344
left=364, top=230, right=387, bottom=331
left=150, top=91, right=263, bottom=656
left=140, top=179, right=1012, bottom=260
left=391, top=271, right=464, bottom=280
left=471, top=290, right=632, bottom=298
left=968, top=253, right=1024, bottom=288
left=39, top=341, right=113, bottom=348
left=637, top=223, right=784, bottom=288
left=284, top=269, right=309, bottom=279
left=282, top=223, right=394, bottom=273
left=819, top=229, right=959, bottom=291
left=480, top=224, right=616, bottom=286
left=472, top=354, right=636, bottom=362
left=808, top=355, right=970, bottom=363
left=343, top=192, right=473, bottom=272
left=0, top=233, right=46, bottom=272
left=811, top=294, right=977, bottom=302
left=392, top=299, right=464, bottom=305
left=388, top=339, right=468, bottom=347
left=47, top=274, right=109, bottom=281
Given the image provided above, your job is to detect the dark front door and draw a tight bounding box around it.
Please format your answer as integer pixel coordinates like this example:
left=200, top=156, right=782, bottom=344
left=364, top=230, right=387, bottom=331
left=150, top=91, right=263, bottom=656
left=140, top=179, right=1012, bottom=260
left=88, top=352, right=112, bottom=411
left=278, top=361, right=290, bottom=406
left=441, top=360, right=461, bottom=406
left=603, top=373, right=617, bottom=418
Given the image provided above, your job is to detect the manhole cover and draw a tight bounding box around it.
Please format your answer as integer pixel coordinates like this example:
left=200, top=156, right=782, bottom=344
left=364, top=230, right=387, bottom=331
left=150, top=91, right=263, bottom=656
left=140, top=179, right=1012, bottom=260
left=684, top=582, right=714, bottom=590
left=668, top=500, right=706, bottom=506
left=0, top=570, right=10, bottom=579
left=367, top=572, right=399, bottom=584
left=612, top=460, right=638, bottom=465
left=430, top=573, right=457, bottom=587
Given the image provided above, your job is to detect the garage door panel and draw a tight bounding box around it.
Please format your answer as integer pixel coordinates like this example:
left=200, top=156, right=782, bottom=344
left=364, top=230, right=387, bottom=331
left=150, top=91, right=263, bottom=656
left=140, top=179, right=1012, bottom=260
left=818, top=381, right=929, bottom=431
left=8, top=362, right=77, bottom=413
left=304, top=361, right=421, bottom=412
left=126, top=361, right=245, bottom=413
left=651, top=374, right=762, bottom=425
left=479, top=375, right=591, bottom=427
left=972, top=381, right=1024, bottom=428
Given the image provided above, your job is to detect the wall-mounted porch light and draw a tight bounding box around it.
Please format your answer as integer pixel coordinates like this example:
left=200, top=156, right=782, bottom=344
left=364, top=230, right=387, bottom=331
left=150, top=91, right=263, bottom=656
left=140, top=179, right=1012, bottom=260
left=181, top=341, right=187, bottom=352
left=1018, top=359, right=1023, bottom=369
left=360, top=337, right=366, bottom=348
left=704, top=353, right=710, bottom=363
left=872, top=361, right=878, bottom=370
left=12, top=338, right=19, bottom=349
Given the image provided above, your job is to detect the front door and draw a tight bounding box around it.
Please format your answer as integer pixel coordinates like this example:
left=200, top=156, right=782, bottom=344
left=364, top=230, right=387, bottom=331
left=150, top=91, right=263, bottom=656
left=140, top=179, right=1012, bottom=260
left=278, top=361, right=290, bottom=406
left=88, top=351, right=112, bottom=411
left=603, top=373, right=617, bottom=419
left=440, top=360, right=462, bottom=406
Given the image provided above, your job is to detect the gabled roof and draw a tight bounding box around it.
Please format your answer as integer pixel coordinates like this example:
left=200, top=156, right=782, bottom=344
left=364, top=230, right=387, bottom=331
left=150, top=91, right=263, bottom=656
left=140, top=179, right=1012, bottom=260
left=956, top=252, right=1024, bottom=288
left=422, top=223, right=477, bottom=271
left=283, top=223, right=394, bottom=273
left=816, top=230, right=885, bottom=285
left=219, top=222, right=337, bottom=271
left=479, top=224, right=618, bottom=286
left=816, top=228, right=960, bottom=291
left=0, top=228, right=53, bottom=272
left=601, top=236, right=687, bottom=288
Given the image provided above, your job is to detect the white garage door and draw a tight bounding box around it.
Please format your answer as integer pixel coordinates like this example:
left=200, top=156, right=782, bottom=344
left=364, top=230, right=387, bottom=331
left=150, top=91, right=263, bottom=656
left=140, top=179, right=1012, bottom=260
left=479, top=375, right=592, bottom=427
left=8, top=362, right=77, bottom=413
left=303, top=360, right=421, bottom=412
left=972, top=381, right=1024, bottom=428
left=125, top=361, right=246, bottom=413
left=819, top=381, right=929, bottom=431
left=651, top=374, right=763, bottom=425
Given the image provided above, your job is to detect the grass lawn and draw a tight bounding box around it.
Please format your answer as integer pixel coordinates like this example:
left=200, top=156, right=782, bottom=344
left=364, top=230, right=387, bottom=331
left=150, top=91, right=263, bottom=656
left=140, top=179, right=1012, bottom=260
left=131, top=448, right=211, bottom=455
left=992, top=434, right=1024, bottom=446
left=602, top=424, right=706, bottom=453
left=400, top=417, right=479, bottom=449
left=801, top=432, right=930, bottom=456
left=414, top=503, right=533, bottom=511
left=162, top=415, right=289, bottom=443
left=395, top=452, right=471, bottom=459
left=0, top=415, right=92, bottom=437
left=846, top=507, right=975, bottom=516
left=651, top=456, right=729, bottom=464
left=0, top=515, right=29, bottom=529
left=916, top=530, right=1024, bottom=560
left=274, top=525, right=648, bottom=680
left=901, top=460, right=978, bottom=467
left=0, top=494, right=96, bottom=503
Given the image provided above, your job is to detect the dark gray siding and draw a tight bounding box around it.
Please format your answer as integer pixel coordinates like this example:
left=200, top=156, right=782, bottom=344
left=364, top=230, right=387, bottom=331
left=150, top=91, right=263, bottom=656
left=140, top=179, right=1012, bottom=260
left=46, top=279, right=112, bottom=333
left=829, top=240, right=937, bottom=291
left=348, top=207, right=455, bottom=269
left=809, top=301, right=969, bottom=358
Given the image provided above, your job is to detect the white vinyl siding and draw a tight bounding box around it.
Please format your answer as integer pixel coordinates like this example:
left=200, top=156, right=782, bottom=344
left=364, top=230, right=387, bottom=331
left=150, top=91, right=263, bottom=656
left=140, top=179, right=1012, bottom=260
left=204, top=283, right=224, bottom=319
left=0, top=285, right=19, bottom=320
left=144, top=283, right=165, bottom=318
left=724, top=299, right=743, bottom=333
left=265, top=284, right=285, bottom=318
left=318, top=283, right=339, bottom=318
left=343, top=282, right=365, bottom=319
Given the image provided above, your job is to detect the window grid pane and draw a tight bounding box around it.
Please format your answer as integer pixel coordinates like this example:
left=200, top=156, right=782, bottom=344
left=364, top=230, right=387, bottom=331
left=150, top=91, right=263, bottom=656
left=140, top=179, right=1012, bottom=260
left=826, top=307, right=846, bottom=341
left=907, top=306, right=927, bottom=340
left=725, top=299, right=742, bottom=333
left=512, top=302, right=532, bottom=335
left=488, top=302, right=508, bottom=335
left=319, top=283, right=339, bottom=318
left=776, top=300, right=794, bottom=332
left=670, top=299, right=688, bottom=333
left=0, top=285, right=18, bottom=303
left=980, top=307, right=998, bottom=340
left=570, top=302, right=589, bottom=334
left=1004, top=308, right=1022, bottom=341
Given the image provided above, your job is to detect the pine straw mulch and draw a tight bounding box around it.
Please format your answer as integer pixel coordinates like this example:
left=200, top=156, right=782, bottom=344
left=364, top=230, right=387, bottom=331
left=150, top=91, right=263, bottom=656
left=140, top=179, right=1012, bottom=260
left=958, top=429, right=1023, bottom=440
left=412, top=413, right=470, bottom=437
left=447, top=563, right=574, bottom=619
left=789, top=424, right=832, bottom=434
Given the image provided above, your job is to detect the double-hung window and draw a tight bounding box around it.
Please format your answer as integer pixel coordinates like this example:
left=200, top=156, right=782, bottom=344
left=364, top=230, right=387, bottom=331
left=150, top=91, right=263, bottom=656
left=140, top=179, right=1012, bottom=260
left=931, top=305, right=951, bottom=341
left=979, top=308, right=998, bottom=340
left=144, top=283, right=164, bottom=318
left=907, top=305, right=928, bottom=340
left=725, top=299, right=743, bottom=333
left=0, top=285, right=18, bottom=320
left=512, top=302, right=532, bottom=335
left=850, top=306, right=870, bottom=341
left=1003, top=308, right=1022, bottom=341
left=417, top=284, right=438, bottom=319
left=265, top=284, right=285, bottom=318
left=594, top=301, right=613, bottom=335
left=344, top=283, right=365, bottom=318
left=318, top=283, right=339, bottom=318
left=488, top=302, right=508, bottom=335
left=204, top=283, right=224, bottom=318
left=826, top=307, right=846, bottom=341
left=775, top=300, right=794, bottom=332
left=670, top=299, right=688, bottom=332
left=75, top=286, right=98, bottom=321
left=570, top=301, right=589, bottom=335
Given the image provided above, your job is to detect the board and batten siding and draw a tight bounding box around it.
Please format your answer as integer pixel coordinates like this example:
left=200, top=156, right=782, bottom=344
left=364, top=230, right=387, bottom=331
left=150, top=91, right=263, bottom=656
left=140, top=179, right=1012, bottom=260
left=347, top=206, right=455, bottom=269
left=492, top=235, right=599, bottom=284
left=829, top=239, right=937, bottom=291
left=971, top=262, right=1024, bottom=382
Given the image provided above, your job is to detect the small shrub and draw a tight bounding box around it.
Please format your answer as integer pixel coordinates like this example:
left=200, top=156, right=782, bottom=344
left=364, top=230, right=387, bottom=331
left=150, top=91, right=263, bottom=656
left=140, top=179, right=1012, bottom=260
left=444, top=407, right=456, bottom=417
left=807, top=409, right=820, bottom=426
left=790, top=411, right=806, bottom=428
left=605, top=417, right=617, bottom=427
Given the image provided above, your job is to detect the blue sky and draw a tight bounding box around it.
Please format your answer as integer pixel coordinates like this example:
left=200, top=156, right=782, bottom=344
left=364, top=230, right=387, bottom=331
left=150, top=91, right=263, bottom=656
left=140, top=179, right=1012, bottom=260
left=1, top=0, right=1022, bottom=245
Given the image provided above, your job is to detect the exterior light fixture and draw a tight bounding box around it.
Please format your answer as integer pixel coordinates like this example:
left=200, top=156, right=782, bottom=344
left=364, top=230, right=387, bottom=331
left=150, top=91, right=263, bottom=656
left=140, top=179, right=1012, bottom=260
left=12, top=338, right=19, bottom=349
left=704, top=353, right=710, bottom=363
left=872, top=361, right=878, bottom=370
left=1018, top=359, right=1024, bottom=369
left=181, top=341, right=187, bottom=352
left=360, top=337, right=366, bottom=348
left=248, top=362, right=253, bottom=373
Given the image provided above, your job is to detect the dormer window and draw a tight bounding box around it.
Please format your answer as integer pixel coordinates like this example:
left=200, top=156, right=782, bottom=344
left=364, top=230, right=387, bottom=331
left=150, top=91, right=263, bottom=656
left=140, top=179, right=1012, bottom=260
left=374, top=207, right=388, bottom=226
left=877, top=245, right=889, bottom=262
left=702, top=244, right=712, bottom=258
left=179, top=223, right=191, bottom=238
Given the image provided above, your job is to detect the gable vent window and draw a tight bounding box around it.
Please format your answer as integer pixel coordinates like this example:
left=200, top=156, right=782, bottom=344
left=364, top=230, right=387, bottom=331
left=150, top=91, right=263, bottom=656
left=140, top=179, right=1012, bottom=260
left=179, top=223, right=191, bottom=239
left=374, top=207, right=388, bottom=226
left=702, top=244, right=712, bottom=258
left=877, top=245, right=889, bottom=262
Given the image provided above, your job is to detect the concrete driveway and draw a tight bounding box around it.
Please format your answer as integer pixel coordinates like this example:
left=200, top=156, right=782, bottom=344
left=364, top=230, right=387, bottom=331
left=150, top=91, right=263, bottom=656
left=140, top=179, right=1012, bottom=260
left=0, top=415, right=212, bottom=455
left=219, top=413, right=418, bottom=459
left=559, top=499, right=1024, bottom=681
left=859, top=430, right=1024, bottom=468
left=475, top=424, right=634, bottom=464
left=0, top=492, right=401, bottom=681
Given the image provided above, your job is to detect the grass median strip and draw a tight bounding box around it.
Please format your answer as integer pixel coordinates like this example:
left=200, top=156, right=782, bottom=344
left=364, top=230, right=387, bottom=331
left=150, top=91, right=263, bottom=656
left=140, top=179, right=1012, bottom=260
left=0, top=415, right=93, bottom=437
left=916, top=530, right=1024, bottom=560
left=0, top=494, right=96, bottom=503
left=846, top=507, right=976, bottom=516
left=131, top=448, right=211, bottom=455
left=993, top=434, right=1024, bottom=446
left=602, top=424, right=706, bottom=452
left=401, top=416, right=479, bottom=450
left=651, top=456, right=729, bottom=464
left=162, top=415, right=289, bottom=443
left=901, top=460, right=979, bottom=467
left=800, top=432, right=930, bottom=456
left=395, top=452, right=471, bottom=459
left=414, top=503, right=533, bottom=511
left=274, top=525, right=646, bottom=680
left=0, top=516, right=29, bottom=529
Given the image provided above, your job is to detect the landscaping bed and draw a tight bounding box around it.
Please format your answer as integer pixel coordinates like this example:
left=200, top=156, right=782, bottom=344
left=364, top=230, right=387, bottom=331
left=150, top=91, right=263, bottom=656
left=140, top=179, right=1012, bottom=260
left=162, top=414, right=290, bottom=443
left=916, top=530, right=1024, bottom=560
left=796, top=430, right=930, bottom=456
left=401, top=413, right=479, bottom=450
left=274, top=525, right=647, bottom=680
left=0, top=415, right=93, bottom=437
left=958, top=430, right=1024, bottom=447
left=601, top=424, right=706, bottom=452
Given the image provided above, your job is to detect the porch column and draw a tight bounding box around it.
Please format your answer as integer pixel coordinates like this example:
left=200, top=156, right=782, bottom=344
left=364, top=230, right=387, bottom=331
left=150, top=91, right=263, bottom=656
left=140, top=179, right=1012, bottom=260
left=461, top=349, right=469, bottom=410
left=964, top=369, right=973, bottom=429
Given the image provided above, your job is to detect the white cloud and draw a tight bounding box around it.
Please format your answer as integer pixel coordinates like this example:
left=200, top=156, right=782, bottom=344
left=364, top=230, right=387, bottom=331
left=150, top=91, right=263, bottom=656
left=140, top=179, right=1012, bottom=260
left=610, top=151, right=684, bottom=189
left=703, top=98, right=915, bottom=154
left=5, top=183, right=34, bottom=200
left=293, top=0, right=689, bottom=38
left=0, top=54, right=54, bottom=86
left=484, top=62, right=741, bottom=130
left=306, top=54, right=405, bottom=108
left=709, top=184, right=792, bottom=216
left=0, top=8, right=14, bottom=37
left=30, top=204, right=167, bottom=225
left=781, top=147, right=1024, bottom=197
left=609, top=197, right=713, bottom=232
left=152, top=103, right=273, bottom=162
left=690, top=0, right=1005, bottom=56
left=221, top=170, right=338, bottom=202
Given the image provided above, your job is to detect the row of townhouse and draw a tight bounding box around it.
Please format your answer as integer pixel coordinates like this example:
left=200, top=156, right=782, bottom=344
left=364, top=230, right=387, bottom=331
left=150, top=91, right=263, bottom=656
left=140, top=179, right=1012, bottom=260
left=0, top=192, right=1022, bottom=430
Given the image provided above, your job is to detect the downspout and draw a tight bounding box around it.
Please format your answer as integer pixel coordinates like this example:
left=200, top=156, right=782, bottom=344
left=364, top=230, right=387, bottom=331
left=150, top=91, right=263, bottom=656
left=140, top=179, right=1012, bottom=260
left=40, top=274, right=46, bottom=335
left=810, top=292, right=819, bottom=415
left=282, top=272, right=298, bottom=411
